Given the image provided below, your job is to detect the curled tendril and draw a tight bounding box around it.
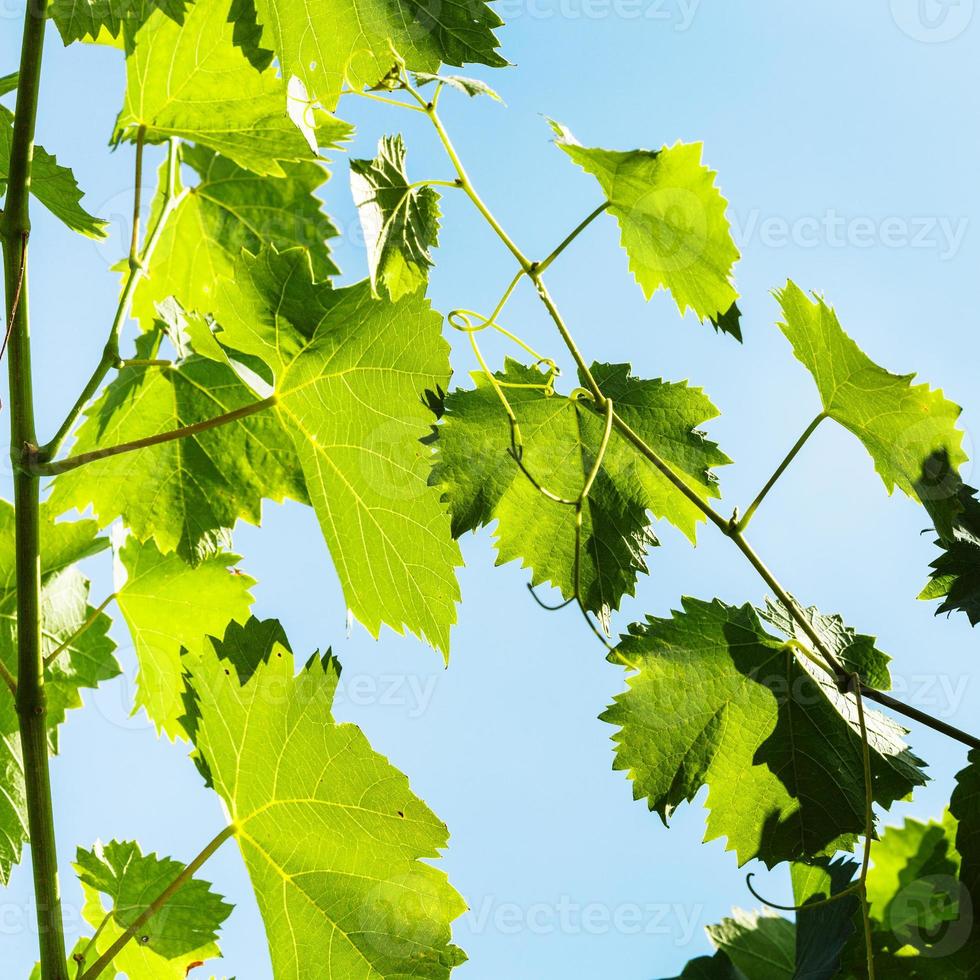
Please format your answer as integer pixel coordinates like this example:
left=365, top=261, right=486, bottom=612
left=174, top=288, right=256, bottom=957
left=526, top=584, right=575, bottom=611
left=745, top=872, right=860, bottom=913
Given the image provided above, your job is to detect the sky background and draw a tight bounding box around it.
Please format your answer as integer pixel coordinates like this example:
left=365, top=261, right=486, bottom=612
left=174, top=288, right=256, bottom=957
left=2, top=1, right=980, bottom=976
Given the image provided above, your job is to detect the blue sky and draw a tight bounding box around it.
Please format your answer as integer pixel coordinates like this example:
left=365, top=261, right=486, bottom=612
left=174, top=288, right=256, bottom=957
left=2, top=1, right=979, bottom=976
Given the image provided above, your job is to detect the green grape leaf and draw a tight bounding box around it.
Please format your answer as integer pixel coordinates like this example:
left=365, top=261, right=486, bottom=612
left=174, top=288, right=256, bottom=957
left=706, top=910, right=795, bottom=980
left=431, top=360, right=728, bottom=624
left=244, top=0, right=506, bottom=111
left=208, top=245, right=461, bottom=653
left=413, top=72, right=503, bottom=102
left=791, top=857, right=859, bottom=980
left=0, top=504, right=115, bottom=884
left=184, top=617, right=468, bottom=977
left=76, top=878, right=225, bottom=979
left=116, top=535, right=254, bottom=738
left=864, top=814, right=961, bottom=949
left=350, top=134, right=441, bottom=301
left=950, top=752, right=980, bottom=939
left=75, top=839, right=232, bottom=959
left=115, top=0, right=323, bottom=177
left=918, top=466, right=980, bottom=626
left=602, top=598, right=926, bottom=868
left=130, top=142, right=347, bottom=331
left=775, top=281, right=967, bottom=526
left=0, top=107, right=107, bottom=238
left=758, top=597, right=892, bottom=689
left=550, top=121, right=740, bottom=336
left=49, top=353, right=308, bottom=564
left=49, top=0, right=187, bottom=47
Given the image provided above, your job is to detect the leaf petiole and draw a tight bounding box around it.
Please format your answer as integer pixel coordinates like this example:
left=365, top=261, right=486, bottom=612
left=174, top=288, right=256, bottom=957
left=36, top=396, right=278, bottom=476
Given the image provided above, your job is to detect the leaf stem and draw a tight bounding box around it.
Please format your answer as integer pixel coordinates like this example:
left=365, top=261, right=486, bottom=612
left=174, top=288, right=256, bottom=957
left=78, top=824, right=237, bottom=980
left=128, top=127, right=146, bottom=270
left=1, top=0, right=69, bottom=975
left=736, top=413, right=826, bottom=531
left=537, top=202, right=610, bottom=275
left=38, top=138, right=186, bottom=462
left=43, top=593, right=116, bottom=669
left=35, top=396, right=278, bottom=476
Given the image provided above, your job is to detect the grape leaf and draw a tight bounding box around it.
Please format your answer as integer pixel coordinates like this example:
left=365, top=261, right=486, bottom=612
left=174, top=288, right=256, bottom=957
left=75, top=839, right=232, bottom=959
left=208, top=245, right=461, bottom=653
left=758, top=597, right=892, bottom=689
left=49, top=352, right=308, bottom=564
left=49, top=0, right=187, bottom=47
left=116, top=535, right=254, bottom=738
left=550, top=121, right=740, bottom=336
left=350, top=134, right=441, bottom=301
left=0, top=504, right=115, bottom=884
left=115, top=0, right=322, bottom=177
left=602, top=598, right=925, bottom=867
left=706, top=911, right=795, bottom=980
left=431, top=360, right=728, bottom=623
left=0, top=107, right=107, bottom=238
left=242, top=0, right=506, bottom=110
left=184, top=617, right=467, bottom=978
left=413, top=72, right=503, bottom=102
left=130, top=143, right=347, bottom=331
left=864, top=814, right=961, bottom=947
left=775, top=281, right=967, bottom=524
left=918, top=467, right=980, bottom=626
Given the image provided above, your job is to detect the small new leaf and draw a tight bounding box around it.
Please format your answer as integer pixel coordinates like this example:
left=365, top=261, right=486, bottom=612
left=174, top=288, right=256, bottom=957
left=551, top=121, right=740, bottom=335
left=185, top=617, right=468, bottom=978
left=116, top=536, right=254, bottom=738
left=350, top=134, right=441, bottom=301
left=775, top=281, right=967, bottom=522
left=602, top=598, right=925, bottom=867
left=414, top=72, right=504, bottom=102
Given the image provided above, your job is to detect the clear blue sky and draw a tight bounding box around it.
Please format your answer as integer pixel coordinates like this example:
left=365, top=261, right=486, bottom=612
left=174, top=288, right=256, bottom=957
left=2, top=2, right=979, bottom=976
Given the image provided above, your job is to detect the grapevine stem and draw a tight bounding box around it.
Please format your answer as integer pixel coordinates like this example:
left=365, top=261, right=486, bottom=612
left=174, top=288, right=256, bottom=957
left=35, top=396, right=279, bottom=476
left=418, top=100, right=980, bottom=755
left=78, top=824, right=237, bottom=980
left=737, top=413, right=827, bottom=531
left=39, top=138, right=186, bottom=462
left=1, top=0, right=69, bottom=975
left=0, top=658, right=15, bottom=696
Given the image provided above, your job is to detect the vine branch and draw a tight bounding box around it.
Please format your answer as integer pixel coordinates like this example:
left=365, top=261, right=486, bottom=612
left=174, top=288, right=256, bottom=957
left=412, top=79, right=980, bottom=756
